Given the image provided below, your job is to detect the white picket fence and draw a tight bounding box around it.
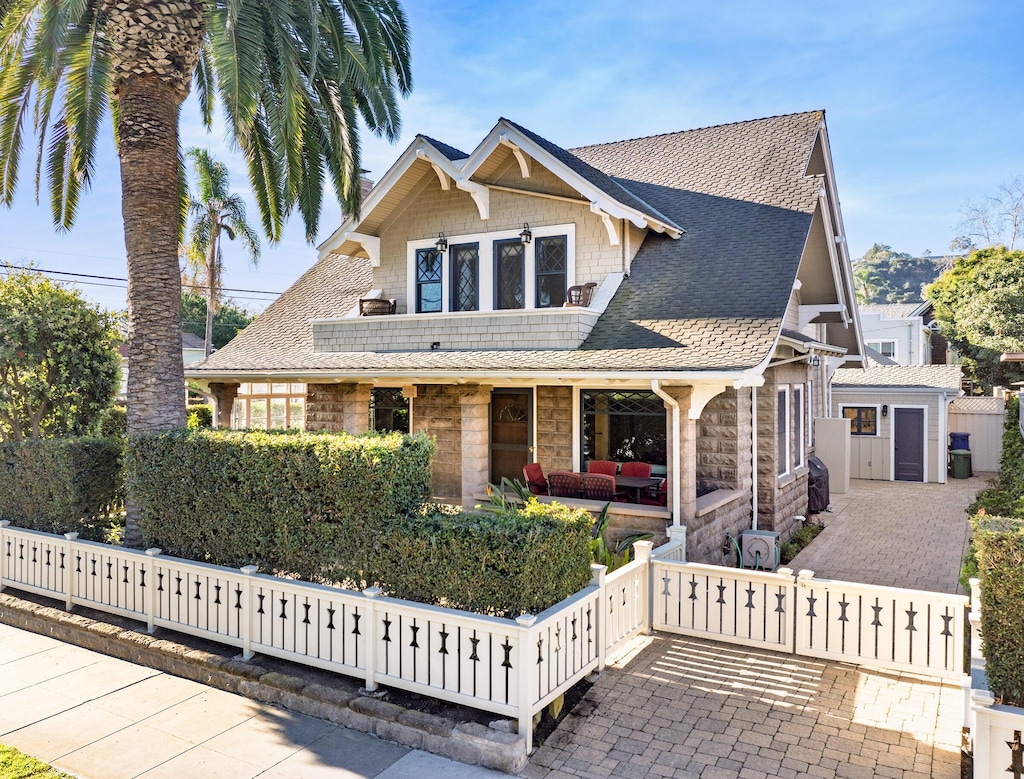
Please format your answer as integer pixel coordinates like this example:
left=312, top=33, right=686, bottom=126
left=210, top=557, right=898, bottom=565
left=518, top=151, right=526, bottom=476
left=0, top=521, right=651, bottom=753
left=649, top=546, right=968, bottom=681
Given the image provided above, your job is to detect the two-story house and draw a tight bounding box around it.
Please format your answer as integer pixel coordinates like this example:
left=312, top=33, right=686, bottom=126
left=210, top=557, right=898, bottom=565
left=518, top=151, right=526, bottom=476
left=185, top=110, right=864, bottom=563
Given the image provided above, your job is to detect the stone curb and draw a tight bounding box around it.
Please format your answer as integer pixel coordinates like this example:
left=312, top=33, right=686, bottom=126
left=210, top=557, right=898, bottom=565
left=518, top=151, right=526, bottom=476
left=0, top=592, right=527, bottom=774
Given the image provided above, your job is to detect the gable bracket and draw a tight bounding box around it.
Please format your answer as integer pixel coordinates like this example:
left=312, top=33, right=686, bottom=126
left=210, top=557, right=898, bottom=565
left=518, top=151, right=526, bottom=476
left=343, top=232, right=381, bottom=267
left=415, top=149, right=450, bottom=190
left=455, top=179, right=490, bottom=220
left=498, top=132, right=531, bottom=178
left=798, top=303, right=848, bottom=330
left=590, top=203, right=621, bottom=246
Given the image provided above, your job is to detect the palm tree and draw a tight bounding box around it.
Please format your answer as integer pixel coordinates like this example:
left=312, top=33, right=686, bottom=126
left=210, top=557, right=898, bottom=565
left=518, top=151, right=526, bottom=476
left=0, top=0, right=411, bottom=546
left=184, top=148, right=260, bottom=357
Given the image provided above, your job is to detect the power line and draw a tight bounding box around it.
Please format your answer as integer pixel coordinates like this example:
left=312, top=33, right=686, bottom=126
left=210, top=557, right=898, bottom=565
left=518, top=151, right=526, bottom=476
left=0, top=261, right=283, bottom=296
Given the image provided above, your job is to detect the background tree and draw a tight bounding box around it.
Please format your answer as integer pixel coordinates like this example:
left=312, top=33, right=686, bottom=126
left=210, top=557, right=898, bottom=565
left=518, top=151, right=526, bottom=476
left=955, top=175, right=1024, bottom=250
left=926, top=246, right=1024, bottom=392
left=852, top=243, right=948, bottom=304
left=0, top=269, right=121, bottom=441
left=0, top=0, right=411, bottom=546
left=183, top=148, right=260, bottom=357
left=180, top=290, right=253, bottom=350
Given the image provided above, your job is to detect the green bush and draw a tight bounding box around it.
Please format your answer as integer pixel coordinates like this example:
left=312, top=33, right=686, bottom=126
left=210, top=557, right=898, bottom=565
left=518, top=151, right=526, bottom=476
left=186, top=404, right=213, bottom=430
left=378, top=500, right=593, bottom=618
left=969, top=395, right=1024, bottom=517
left=971, top=513, right=1024, bottom=706
left=0, top=438, right=124, bottom=535
left=99, top=404, right=127, bottom=438
left=126, top=429, right=594, bottom=616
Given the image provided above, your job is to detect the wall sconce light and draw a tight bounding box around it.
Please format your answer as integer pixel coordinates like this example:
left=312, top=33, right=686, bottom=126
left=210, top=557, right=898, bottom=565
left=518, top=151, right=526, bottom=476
left=807, top=354, right=821, bottom=367
left=430, top=341, right=440, bottom=351
left=435, top=232, right=447, bottom=253
left=882, top=404, right=888, bottom=417
left=519, top=223, right=532, bottom=244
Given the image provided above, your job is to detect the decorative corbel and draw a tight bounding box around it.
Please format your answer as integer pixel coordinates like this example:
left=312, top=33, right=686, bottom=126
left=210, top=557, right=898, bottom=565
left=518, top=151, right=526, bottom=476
left=344, top=232, right=381, bottom=267
left=590, top=203, right=620, bottom=246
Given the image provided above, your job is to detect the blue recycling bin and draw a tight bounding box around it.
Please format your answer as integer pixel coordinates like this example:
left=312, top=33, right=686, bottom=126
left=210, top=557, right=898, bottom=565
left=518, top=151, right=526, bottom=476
left=949, top=432, right=971, bottom=450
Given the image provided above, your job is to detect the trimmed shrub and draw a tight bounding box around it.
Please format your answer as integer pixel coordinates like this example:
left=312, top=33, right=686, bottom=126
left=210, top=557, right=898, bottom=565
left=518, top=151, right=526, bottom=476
left=969, top=395, right=1024, bottom=517
left=127, top=429, right=434, bottom=580
left=378, top=500, right=593, bottom=618
left=186, top=404, right=213, bottom=430
left=99, top=404, right=127, bottom=438
left=971, top=513, right=1024, bottom=706
left=0, top=438, right=124, bottom=535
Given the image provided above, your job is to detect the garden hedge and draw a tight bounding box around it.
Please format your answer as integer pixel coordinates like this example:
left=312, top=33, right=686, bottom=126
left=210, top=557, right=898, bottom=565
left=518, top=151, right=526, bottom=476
left=0, top=438, right=123, bottom=534
left=971, top=513, right=1024, bottom=706
left=126, top=430, right=594, bottom=616
left=969, top=395, right=1024, bottom=518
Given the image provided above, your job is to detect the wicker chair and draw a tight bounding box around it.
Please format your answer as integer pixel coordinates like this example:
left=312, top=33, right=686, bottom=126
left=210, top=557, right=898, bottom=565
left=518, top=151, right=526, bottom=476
left=581, top=473, right=617, bottom=502
left=359, top=298, right=397, bottom=316
left=547, top=471, right=581, bottom=498
left=522, top=463, right=548, bottom=495
left=586, top=460, right=618, bottom=477
left=564, top=282, right=598, bottom=307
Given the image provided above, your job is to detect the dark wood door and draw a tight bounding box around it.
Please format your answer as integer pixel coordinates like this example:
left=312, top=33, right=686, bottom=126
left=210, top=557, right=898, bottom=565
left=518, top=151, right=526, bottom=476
left=490, top=389, right=532, bottom=485
left=894, top=408, right=924, bottom=482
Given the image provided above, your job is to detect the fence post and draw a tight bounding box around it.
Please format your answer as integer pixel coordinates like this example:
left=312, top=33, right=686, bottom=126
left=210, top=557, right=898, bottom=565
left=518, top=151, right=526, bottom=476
left=362, top=587, right=382, bottom=692
left=591, top=563, right=608, bottom=671
left=794, top=569, right=814, bottom=652
left=0, top=520, right=8, bottom=593
left=633, top=541, right=653, bottom=636
left=62, top=532, right=79, bottom=611
left=515, top=613, right=537, bottom=755
left=144, top=548, right=162, bottom=634
left=239, top=565, right=258, bottom=660
left=968, top=577, right=983, bottom=660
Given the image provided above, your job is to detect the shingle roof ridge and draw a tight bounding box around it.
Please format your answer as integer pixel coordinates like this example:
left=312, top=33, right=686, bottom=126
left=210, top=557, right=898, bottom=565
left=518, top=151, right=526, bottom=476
left=568, top=109, right=825, bottom=152
left=418, top=135, right=469, bottom=161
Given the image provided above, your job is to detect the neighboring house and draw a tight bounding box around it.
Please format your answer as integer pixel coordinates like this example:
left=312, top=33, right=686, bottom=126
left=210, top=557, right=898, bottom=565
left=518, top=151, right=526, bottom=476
left=859, top=301, right=948, bottom=366
left=186, top=110, right=864, bottom=563
left=118, top=332, right=209, bottom=401
left=831, top=362, right=962, bottom=483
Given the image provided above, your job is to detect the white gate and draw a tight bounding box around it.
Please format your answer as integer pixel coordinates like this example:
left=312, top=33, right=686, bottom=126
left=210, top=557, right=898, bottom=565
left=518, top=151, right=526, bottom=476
left=949, top=396, right=1005, bottom=472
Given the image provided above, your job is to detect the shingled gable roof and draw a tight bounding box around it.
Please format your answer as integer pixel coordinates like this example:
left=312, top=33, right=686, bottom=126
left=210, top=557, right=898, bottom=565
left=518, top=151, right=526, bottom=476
left=189, top=111, right=837, bottom=378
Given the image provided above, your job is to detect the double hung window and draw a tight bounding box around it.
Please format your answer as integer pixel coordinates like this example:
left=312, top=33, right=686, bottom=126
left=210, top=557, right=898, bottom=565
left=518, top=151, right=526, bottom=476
left=415, top=248, right=442, bottom=313
left=535, top=236, right=567, bottom=307
left=494, top=239, right=525, bottom=310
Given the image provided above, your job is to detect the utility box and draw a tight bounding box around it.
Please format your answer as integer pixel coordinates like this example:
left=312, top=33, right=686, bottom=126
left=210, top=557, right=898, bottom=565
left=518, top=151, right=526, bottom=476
left=740, top=530, right=780, bottom=571
left=950, top=450, right=972, bottom=479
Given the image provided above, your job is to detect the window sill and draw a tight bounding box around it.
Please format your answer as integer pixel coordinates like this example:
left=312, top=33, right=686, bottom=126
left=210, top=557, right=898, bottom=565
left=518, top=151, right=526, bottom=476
left=777, top=466, right=809, bottom=488
left=695, top=489, right=746, bottom=518
left=472, top=492, right=670, bottom=519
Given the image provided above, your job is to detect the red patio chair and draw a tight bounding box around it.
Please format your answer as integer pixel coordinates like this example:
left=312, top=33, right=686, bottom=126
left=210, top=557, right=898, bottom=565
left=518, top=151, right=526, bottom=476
left=548, top=471, right=581, bottom=498
left=586, top=460, right=618, bottom=477
left=639, top=477, right=668, bottom=506
left=522, top=463, right=548, bottom=495
left=620, top=462, right=652, bottom=478
left=582, top=473, right=618, bottom=502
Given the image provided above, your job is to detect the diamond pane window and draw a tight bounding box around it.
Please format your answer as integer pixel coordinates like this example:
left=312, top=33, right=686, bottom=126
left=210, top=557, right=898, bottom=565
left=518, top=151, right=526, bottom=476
left=581, top=390, right=666, bottom=466
left=415, top=248, right=442, bottom=313
left=535, top=236, right=567, bottom=307
left=371, top=388, right=410, bottom=433
left=494, top=239, right=524, bottom=310
left=450, top=243, right=479, bottom=312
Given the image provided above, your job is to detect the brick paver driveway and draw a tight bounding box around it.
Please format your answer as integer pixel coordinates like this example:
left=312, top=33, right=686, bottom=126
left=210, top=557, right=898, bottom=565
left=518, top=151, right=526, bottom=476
left=522, top=476, right=985, bottom=779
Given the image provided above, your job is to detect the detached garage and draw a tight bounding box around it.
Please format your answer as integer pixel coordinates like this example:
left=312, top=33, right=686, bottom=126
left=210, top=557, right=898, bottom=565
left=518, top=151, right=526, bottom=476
left=831, top=365, right=963, bottom=483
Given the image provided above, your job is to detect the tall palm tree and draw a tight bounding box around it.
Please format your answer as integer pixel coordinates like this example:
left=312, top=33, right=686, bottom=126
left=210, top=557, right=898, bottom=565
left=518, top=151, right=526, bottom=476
left=184, top=148, right=260, bottom=357
left=0, top=0, right=411, bottom=546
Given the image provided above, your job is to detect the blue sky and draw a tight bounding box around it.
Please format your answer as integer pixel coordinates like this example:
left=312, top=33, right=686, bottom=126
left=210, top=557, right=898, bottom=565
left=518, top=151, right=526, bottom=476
left=1, top=0, right=1022, bottom=313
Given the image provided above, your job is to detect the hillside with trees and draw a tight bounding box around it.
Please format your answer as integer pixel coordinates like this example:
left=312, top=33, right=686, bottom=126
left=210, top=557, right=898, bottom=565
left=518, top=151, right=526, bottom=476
left=852, top=244, right=954, bottom=305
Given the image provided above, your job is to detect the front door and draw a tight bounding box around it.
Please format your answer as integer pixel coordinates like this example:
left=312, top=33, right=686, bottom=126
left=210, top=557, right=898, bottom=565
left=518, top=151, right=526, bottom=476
left=490, top=389, right=532, bottom=485
left=894, top=408, right=924, bottom=482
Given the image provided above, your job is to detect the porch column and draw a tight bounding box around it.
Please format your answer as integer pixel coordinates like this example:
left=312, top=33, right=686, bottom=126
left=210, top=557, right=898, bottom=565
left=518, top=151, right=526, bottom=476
left=657, top=385, right=696, bottom=526
left=460, top=385, right=492, bottom=509
left=208, top=382, right=239, bottom=428
left=343, top=383, right=372, bottom=434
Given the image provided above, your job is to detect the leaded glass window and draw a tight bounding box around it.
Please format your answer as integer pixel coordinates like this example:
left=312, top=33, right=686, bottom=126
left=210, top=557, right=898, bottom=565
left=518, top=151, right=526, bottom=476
left=843, top=406, right=877, bottom=436
left=494, top=239, right=524, bottom=310
left=535, top=235, right=567, bottom=307
left=371, top=388, right=410, bottom=433
left=581, top=390, right=666, bottom=467
left=450, top=243, right=479, bottom=312
left=415, top=248, right=442, bottom=313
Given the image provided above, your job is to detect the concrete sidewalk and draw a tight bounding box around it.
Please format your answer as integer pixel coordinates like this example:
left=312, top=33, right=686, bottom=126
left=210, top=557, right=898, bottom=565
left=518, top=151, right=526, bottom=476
left=0, top=623, right=510, bottom=779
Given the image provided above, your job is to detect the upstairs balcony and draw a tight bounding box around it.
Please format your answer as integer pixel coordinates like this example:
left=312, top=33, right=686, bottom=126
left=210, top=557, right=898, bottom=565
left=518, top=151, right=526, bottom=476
left=311, top=305, right=601, bottom=353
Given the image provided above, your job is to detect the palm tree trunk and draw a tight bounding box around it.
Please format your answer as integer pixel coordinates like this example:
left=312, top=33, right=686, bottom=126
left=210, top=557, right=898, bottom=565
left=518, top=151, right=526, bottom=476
left=205, top=232, right=217, bottom=357
left=118, top=74, right=188, bottom=547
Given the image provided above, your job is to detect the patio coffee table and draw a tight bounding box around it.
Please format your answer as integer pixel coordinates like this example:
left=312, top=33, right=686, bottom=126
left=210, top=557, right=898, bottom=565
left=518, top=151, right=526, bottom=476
left=615, top=475, right=660, bottom=503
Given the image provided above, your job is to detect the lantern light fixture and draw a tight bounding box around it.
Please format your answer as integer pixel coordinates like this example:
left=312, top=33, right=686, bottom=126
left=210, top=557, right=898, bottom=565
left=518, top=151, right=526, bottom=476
left=435, top=232, right=448, bottom=253
left=519, top=223, right=532, bottom=244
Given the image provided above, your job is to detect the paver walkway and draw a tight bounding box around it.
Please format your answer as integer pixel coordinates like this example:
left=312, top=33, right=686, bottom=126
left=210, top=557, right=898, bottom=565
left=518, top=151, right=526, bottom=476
left=0, top=623, right=507, bottom=779
left=521, top=476, right=985, bottom=779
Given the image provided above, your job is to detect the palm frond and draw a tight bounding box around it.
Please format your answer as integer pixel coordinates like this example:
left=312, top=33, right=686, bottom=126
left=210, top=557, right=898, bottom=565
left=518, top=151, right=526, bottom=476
left=194, top=41, right=215, bottom=129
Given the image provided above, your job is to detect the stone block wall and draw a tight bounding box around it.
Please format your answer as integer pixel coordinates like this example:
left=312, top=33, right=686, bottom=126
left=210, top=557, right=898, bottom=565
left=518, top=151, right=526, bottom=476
left=209, top=382, right=239, bottom=428
left=305, top=383, right=369, bottom=434
left=535, top=386, right=573, bottom=473
left=756, top=365, right=811, bottom=539
left=411, top=384, right=463, bottom=500
left=697, top=388, right=753, bottom=493
left=686, top=494, right=753, bottom=565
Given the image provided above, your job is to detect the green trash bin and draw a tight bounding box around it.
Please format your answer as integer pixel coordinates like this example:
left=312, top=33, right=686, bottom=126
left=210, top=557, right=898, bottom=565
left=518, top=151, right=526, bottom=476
left=950, top=449, right=972, bottom=479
